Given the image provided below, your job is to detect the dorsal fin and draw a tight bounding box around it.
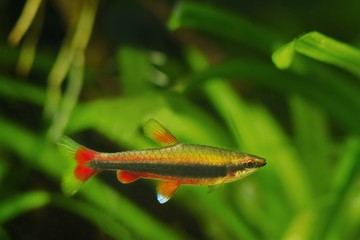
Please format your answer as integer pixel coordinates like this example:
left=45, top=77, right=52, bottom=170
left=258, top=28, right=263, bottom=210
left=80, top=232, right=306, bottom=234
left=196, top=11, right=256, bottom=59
left=144, top=119, right=179, bottom=146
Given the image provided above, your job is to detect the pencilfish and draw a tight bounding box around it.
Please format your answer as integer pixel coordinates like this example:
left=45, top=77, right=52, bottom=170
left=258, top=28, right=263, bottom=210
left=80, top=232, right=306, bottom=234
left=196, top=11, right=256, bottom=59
left=58, top=119, right=266, bottom=203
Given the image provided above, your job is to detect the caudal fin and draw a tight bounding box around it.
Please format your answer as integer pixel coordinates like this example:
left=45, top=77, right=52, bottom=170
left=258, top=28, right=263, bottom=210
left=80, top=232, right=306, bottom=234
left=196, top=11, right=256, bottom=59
left=57, top=136, right=99, bottom=196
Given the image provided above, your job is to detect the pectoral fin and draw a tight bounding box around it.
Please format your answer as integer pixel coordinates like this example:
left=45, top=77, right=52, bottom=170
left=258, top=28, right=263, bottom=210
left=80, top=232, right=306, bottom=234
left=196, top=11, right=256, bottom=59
left=156, top=180, right=180, bottom=204
left=144, top=119, right=179, bottom=146
left=117, top=170, right=141, bottom=183
left=207, top=184, right=223, bottom=193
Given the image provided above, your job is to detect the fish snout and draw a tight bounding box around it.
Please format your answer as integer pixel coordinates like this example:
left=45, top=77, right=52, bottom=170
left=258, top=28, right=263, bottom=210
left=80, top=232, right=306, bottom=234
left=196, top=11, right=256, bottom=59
left=257, top=157, right=266, bottom=167
left=241, top=155, right=266, bottom=169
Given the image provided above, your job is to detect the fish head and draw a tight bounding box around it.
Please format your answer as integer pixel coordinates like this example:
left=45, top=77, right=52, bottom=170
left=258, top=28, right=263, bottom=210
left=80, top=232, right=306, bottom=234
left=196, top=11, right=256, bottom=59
left=228, top=153, right=266, bottom=180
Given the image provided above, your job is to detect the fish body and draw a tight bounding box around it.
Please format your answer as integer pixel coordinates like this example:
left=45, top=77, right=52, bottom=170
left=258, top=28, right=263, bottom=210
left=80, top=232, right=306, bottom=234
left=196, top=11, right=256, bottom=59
left=58, top=119, right=266, bottom=203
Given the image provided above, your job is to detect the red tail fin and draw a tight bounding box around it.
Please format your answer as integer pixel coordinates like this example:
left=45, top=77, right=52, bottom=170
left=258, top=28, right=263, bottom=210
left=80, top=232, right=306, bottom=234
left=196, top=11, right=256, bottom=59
left=73, top=147, right=98, bottom=182
left=58, top=136, right=99, bottom=196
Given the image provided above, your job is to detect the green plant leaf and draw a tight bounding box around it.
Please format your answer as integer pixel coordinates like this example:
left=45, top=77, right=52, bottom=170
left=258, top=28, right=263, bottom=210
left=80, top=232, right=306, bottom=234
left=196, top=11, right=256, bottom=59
left=203, top=79, right=312, bottom=208
left=116, top=47, right=154, bottom=95
left=321, top=137, right=360, bottom=239
left=272, top=31, right=360, bottom=77
left=0, top=75, right=45, bottom=105
left=52, top=195, right=138, bottom=240
left=0, top=191, right=50, bottom=223
left=178, top=187, right=258, bottom=240
left=168, top=2, right=280, bottom=53
left=289, top=95, right=331, bottom=192
left=183, top=58, right=360, bottom=135
left=67, top=91, right=233, bottom=149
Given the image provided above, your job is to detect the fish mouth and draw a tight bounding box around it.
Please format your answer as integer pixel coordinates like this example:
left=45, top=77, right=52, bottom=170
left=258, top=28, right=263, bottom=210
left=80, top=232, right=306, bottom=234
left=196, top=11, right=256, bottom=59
left=247, top=154, right=267, bottom=168
left=258, top=158, right=267, bottom=167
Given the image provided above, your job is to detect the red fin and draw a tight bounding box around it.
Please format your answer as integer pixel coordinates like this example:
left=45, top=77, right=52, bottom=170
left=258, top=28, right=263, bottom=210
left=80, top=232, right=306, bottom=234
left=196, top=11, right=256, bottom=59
left=117, top=170, right=141, bottom=183
left=74, top=147, right=98, bottom=181
left=156, top=181, right=180, bottom=204
left=58, top=136, right=99, bottom=196
left=144, top=119, right=179, bottom=146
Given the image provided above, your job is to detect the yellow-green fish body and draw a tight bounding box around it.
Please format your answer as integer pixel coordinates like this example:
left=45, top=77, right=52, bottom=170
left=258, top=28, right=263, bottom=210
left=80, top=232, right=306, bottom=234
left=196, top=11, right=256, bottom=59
left=58, top=119, right=266, bottom=203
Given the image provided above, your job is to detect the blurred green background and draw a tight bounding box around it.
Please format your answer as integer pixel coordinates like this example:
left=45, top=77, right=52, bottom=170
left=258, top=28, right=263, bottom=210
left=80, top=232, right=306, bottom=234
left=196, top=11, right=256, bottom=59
left=1, top=0, right=360, bottom=239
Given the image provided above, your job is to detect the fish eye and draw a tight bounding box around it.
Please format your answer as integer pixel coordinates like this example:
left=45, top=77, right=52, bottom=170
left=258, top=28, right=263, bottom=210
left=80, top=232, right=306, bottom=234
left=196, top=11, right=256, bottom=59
left=245, top=161, right=255, bottom=168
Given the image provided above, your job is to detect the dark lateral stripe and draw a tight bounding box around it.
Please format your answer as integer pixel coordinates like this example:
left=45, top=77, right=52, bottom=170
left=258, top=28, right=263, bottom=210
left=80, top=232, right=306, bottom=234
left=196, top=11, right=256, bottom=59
left=90, top=161, right=227, bottom=178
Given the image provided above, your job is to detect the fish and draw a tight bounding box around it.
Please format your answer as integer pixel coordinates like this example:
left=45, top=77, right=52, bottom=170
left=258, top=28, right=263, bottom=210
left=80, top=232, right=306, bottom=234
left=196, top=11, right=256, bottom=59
left=58, top=119, right=266, bottom=204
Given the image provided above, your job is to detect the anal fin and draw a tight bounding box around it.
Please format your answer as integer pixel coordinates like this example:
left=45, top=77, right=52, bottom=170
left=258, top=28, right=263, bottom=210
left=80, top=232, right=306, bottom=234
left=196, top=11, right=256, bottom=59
left=156, top=181, right=180, bottom=204
left=117, top=171, right=141, bottom=184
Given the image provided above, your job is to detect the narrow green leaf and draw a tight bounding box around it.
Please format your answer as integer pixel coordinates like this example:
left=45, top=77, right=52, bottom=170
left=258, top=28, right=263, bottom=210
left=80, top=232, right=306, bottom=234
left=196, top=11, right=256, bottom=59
left=168, top=2, right=280, bottom=53
left=184, top=59, right=360, bottom=135
left=176, top=187, right=258, bottom=240
left=52, top=195, right=136, bottom=240
left=0, top=191, right=50, bottom=223
left=271, top=41, right=295, bottom=69
left=67, top=91, right=234, bottom=149
left=321, top=138, right=360, bottom=239
left=116, top=47, right=153, bottom=95
left=282, top=209, right=318, bottom=240
left=341, top=187, right=360, bottom=239
left=0, top=75, right=45, bottom=105
left=231, top=181, right=281, bottom=239
left=203, top=79, right=312, bottom=208
left=0, top=44, right=55, bottom=74
left=290, top=95, right=331, bottom=192
left=47, top=52, right=84, bottom=141
left=80, top=181, right=188, bottom=240
left=272, top=31, right=360, bottom=77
